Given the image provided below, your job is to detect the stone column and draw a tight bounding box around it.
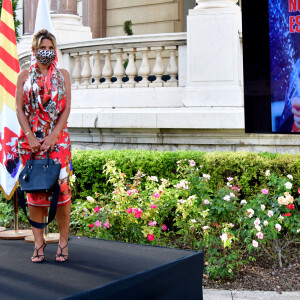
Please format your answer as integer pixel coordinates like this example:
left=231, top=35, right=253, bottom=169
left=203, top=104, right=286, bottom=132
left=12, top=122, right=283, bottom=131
left=186, top=0, right=243, bottom=108
left=50, top=0, right=78, bottom=15
left=82, top=0, right=106, bottom=38
left=23, top=0, right=38, bottom=35
left=49, top=0, right=92, bottom=45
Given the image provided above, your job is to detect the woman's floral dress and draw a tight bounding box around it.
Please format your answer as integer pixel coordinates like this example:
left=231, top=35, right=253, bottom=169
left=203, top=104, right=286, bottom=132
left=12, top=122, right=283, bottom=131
left=18, top=63, right=71, bottom=207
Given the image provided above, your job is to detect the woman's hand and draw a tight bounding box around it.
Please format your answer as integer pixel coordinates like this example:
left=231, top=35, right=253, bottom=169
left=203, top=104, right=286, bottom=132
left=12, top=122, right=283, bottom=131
left=40, top=133, right=58, bottom=153
left=27, top=133, right=42, bottom=153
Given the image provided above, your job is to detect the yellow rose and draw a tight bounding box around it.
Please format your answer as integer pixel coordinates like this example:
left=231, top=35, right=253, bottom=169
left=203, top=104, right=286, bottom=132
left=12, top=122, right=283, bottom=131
left=286, top=195, right=294, bottom=204
left=278, top=196, right=287, bottom=205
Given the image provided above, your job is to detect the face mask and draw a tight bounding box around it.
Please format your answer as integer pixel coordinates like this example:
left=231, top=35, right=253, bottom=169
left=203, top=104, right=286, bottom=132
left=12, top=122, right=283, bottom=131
left=35, top=50, right=56, bottom=65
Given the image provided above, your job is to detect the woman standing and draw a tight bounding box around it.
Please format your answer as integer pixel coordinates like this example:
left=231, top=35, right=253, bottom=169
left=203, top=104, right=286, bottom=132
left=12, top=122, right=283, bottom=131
left=16, top=29, right=72, bottom=263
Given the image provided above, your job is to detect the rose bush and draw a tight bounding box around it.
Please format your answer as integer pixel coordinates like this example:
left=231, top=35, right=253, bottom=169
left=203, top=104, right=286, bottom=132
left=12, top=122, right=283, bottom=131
left=69, top=159, right=299, bottom=280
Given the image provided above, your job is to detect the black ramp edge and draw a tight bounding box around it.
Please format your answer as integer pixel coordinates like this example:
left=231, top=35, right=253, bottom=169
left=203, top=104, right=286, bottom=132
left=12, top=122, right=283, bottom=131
left=61, top=252, right=203, bottom=300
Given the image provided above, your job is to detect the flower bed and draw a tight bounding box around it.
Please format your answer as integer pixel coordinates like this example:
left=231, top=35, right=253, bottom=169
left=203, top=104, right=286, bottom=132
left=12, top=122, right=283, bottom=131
left=70, top=151, right=300, bottom=280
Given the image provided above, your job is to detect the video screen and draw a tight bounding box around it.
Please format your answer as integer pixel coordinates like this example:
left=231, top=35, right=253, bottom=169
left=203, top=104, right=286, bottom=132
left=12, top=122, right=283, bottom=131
left=270, top=0, right=300, bottom=132
left=242, top=0, right=300, bottom=133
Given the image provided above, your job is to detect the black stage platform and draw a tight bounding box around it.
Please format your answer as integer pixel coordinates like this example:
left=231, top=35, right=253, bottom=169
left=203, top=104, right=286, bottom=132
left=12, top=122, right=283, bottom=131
left=0, top=236, right=204, bottom=300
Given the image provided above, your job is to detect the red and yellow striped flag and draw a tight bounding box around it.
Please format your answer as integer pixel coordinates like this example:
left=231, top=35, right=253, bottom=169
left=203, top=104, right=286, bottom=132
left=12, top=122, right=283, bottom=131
left=0, top=0, right=21, bottom=199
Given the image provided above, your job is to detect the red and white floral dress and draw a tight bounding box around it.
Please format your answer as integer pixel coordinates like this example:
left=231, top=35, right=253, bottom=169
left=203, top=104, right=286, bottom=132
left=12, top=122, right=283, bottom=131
left=18, top=63, right=72, bottom=207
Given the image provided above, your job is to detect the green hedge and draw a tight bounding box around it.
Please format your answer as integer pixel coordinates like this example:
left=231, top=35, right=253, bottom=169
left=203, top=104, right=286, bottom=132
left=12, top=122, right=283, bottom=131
left=72, top=150, right=300, bottom=200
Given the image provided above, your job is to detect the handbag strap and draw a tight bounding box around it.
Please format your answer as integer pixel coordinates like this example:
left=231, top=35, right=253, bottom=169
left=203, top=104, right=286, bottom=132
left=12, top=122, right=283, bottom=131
left=17, top=183, right=60, bottom=229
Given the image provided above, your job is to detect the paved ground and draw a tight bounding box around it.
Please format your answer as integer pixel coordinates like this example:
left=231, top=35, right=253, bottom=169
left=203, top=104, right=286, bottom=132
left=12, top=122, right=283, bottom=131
left=203, top=289, right=300, bottom=300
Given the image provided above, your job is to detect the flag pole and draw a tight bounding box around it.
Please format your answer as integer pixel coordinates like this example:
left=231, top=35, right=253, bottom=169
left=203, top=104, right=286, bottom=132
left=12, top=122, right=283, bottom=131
left=13, top=191, right=18, bottom=234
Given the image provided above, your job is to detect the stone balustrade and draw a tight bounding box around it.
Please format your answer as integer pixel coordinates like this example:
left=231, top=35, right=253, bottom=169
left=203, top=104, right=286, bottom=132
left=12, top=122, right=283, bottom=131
left=59, top=33, right=187, bottom=89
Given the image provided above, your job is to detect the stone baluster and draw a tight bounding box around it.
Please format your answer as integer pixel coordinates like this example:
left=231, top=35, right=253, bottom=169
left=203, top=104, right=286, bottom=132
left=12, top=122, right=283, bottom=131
left=123, top=48, right=137, bottom=88
left=136, top=47, right=151, bottom=88
left=164, top=46, right=178, bottom=87
left=100, top=50, right=113, bottom=88
left=80, top=51, right=92, bottom=87
left=90, top=51, right=102, bottom=88
left=111, top=49, right=125, bottom=88
left=70, top=53, right=82, bottom=88
left=149, top=47, right=165, bottom=87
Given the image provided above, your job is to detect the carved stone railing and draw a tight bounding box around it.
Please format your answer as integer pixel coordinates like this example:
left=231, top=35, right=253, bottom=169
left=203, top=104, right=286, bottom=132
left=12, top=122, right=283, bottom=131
left=59, top=33, right=187, bottom=89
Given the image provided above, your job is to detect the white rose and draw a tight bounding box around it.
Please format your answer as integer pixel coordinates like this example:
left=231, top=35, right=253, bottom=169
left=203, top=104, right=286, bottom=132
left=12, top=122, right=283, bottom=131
left=220, top=233, right=228, bottom=241
left=261, top=205, right=266, bottom=211
left=265, top=170, right=270, bottom=177
left=86, top=196, right=95, bottom=203
left=223, top=195, right=231, bottom=202
left=287, top=174, right=293, bottom=181
left=203, top=174, right=210, bottom=180
left=284, top=182, right=292, bottom=190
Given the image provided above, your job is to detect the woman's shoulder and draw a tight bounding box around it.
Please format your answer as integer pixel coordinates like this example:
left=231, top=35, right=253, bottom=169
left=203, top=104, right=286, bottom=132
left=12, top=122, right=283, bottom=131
left=58, top=68, right=70, bottom=78
left=18, top=69, right=29, bottom=79
left=17, top=69, right=29, bottom=85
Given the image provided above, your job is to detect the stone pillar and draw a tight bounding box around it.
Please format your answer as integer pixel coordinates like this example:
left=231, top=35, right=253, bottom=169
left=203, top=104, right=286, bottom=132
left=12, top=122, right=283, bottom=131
left=23, top=0, right=38, bottom=35
left=49, top=0, right=92, bottom=45
left=82, top=0, right=106, bottom=38
left=50, top=0, right=78, bottom=15
left=186, top=0, right=243, bottom=110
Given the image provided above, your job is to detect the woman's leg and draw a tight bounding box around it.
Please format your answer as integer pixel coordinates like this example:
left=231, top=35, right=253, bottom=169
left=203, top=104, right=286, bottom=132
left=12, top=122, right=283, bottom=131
left=55, top=201, right=71, bottom=261
left=28, top=205, right=46, bottom=262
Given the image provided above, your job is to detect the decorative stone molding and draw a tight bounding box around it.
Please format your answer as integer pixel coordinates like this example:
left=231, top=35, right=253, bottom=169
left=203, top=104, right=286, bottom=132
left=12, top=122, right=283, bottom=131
left=195, top=0, right=238, bottom=9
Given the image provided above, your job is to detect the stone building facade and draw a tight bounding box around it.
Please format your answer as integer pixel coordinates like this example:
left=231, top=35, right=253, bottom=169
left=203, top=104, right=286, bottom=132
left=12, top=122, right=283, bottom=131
left=16, top=0, right=300, bottom=153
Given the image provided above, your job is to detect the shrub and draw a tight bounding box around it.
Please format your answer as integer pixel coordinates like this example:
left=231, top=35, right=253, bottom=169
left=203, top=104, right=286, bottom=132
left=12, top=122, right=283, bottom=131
left=70, top=154, right=300, bottom=280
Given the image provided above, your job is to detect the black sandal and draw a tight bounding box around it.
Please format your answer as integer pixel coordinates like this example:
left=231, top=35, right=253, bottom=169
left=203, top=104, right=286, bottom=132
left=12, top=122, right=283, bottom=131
left=56, top=244, right=68, bottom=262
left=31, top=241, right=47, bottom=263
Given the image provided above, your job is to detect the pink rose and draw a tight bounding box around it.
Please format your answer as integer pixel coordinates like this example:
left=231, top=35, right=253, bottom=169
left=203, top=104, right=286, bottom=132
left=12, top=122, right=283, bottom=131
left=95, top=220, right=102, bottom=228
left=252, top=240, right=259, bottom=248
left=261, top=189, right=269, bottom=195
left=256, top=232, right=264, bottom=239
left=147, top=234, right=155, bottom=241
left=153, top=193, right=161, bottom=199
left=227, top=177, right=233, bottom=182
left=103, top=221, right=110, bottom=228
left=150, top=204, right=157, bottom=209
left=89, top=223, right=94, bottom=228
left=134, top=208, right=143, bottom=218
left=94, top=206, right=101, bottom=213
left=127, top=190, right=132, bottom=196
left=162, top=224, right=167, bottom=231
left=126, top=207, right=132, bottom=214
left=148, top=221, right=157, bottom=227
left=275, top=224, right=281, bottom=232
left=189, top=160, right=196, bottom=167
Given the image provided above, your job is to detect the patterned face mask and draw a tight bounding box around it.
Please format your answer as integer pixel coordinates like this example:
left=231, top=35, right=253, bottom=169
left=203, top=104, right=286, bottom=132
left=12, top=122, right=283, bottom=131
left=35, top=50, right=56, bottom=65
